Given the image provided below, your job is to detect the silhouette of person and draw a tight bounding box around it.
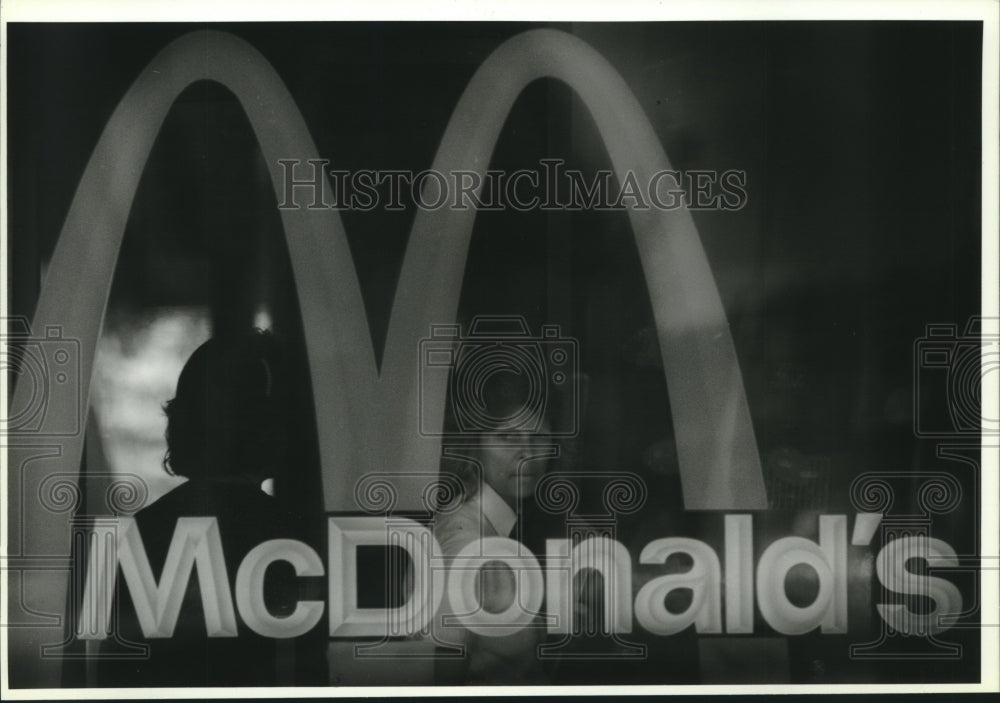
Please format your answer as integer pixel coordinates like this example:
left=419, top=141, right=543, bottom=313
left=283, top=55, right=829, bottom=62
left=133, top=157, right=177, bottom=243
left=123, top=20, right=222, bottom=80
left=98, top=329, right=299, bottom=686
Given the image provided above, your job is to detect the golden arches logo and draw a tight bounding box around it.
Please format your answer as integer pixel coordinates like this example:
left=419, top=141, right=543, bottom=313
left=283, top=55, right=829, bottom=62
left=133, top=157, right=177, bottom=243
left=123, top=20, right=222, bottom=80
left=7, top=28, right=766, bottom=680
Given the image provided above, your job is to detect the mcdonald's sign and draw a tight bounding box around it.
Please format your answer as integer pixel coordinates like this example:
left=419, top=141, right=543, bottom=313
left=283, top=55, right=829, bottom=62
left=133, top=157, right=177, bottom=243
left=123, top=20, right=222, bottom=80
left=2, top=17, right=993, bottom=693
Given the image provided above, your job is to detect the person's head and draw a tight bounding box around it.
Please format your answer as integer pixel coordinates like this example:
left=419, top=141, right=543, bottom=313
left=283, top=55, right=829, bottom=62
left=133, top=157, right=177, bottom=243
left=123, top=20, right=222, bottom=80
left=163, top=329, right=288, bottom=484
left=476, top=425, right=552, bottom=505
left=453, top=369, right=555, bottom=505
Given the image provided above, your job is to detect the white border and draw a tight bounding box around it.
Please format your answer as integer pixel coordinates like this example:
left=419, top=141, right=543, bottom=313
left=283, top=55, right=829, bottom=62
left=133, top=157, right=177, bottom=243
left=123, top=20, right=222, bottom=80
left=0, top=0, right=996, bottom=22
left=1, top=0, right=998, bottom=697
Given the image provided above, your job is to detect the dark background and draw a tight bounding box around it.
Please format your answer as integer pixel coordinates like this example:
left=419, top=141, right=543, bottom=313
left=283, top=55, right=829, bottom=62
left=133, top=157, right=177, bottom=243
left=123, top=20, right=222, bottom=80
left=6, top=21, right=984, bottom=685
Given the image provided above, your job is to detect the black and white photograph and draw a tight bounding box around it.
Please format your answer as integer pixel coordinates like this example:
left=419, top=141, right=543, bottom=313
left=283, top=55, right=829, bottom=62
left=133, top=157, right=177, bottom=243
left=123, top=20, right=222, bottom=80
left=2, top=0, right=998, bottom=695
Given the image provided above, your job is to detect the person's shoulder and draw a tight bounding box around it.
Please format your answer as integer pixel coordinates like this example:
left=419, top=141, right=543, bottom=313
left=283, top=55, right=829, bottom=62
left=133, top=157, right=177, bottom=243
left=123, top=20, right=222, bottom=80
left=133, top=480, right=200, bottom=522
left=133, top=480, right=284, bottom=537
left=433, top=500, right=488, bottom=556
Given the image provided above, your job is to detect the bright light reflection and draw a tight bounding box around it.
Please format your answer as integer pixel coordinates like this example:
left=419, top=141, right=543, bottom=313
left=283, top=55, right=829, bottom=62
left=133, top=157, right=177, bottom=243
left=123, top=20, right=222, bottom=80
left=254, top=305, right=273, bottom=330
left=90, top=307, right=211, bottom=509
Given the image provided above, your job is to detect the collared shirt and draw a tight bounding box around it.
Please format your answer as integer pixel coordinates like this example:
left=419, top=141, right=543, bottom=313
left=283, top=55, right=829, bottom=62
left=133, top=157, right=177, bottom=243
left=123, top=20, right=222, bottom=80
left=435, top=482, right=516, bottom=554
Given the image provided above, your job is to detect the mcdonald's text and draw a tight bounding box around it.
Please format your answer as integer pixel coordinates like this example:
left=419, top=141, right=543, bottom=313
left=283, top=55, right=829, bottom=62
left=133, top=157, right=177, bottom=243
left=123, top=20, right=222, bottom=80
left=76, top=514, right=962, bottom=641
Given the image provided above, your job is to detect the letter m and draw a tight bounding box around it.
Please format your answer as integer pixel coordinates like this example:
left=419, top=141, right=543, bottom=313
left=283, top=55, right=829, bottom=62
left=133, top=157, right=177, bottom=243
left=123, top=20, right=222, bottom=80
left=78, top=517, right=238, bottom=639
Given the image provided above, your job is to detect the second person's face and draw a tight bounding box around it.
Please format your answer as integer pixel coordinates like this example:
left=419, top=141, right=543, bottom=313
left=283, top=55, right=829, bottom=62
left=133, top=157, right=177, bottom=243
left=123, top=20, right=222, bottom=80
left=479, top=423, right=552, bottom=504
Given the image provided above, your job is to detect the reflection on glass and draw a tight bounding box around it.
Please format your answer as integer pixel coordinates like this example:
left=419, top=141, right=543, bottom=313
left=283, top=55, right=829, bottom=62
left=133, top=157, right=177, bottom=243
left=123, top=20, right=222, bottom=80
left=90, top=307, right=211, bottom=509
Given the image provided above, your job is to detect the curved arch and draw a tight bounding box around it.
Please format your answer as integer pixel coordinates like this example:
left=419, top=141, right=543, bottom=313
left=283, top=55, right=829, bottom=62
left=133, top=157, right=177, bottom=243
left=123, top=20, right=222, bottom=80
left=9, top=28, right=766, bottom=683
left=384, top=29, right=766, bottom=512
left=7, top=30, right=369, bottom=682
